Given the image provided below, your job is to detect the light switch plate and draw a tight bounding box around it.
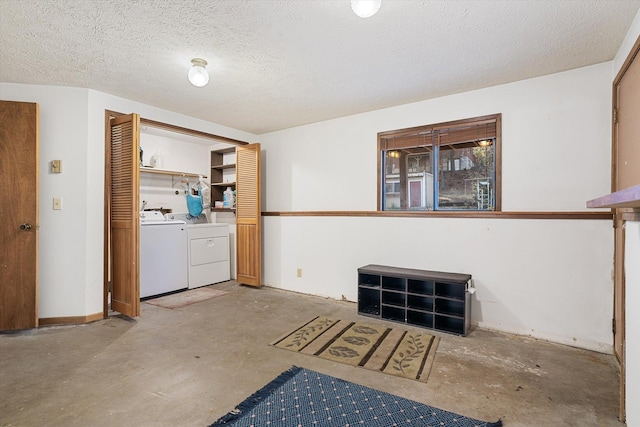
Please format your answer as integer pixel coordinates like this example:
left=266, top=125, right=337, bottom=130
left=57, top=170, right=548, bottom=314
left=51, top=160, right=62, bottom=173
left=53, top=197, right=62, bottom=210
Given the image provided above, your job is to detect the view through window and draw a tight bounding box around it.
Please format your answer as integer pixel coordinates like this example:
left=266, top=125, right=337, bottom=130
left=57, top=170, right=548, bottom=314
left=379, top=114, right=501, bottom=211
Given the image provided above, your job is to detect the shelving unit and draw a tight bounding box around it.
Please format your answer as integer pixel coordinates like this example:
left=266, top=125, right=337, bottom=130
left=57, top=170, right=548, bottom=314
left=357, top=264, right=472, bottom=336
left=210, top=147, right=236, bottom=211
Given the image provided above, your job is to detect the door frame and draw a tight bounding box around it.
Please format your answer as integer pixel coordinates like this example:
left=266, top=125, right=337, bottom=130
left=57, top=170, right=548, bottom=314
left=611, top=33, right=640, bottom=423
left=102, top=111, right=248, bottom=318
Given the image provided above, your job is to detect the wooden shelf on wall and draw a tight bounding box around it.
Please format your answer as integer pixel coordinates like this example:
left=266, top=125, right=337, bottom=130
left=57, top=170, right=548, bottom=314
left=587, top=184, right=640, bottom=209
left=211, top=163, right=236, bottom=170
left=140, top=167, right=206, bottom=179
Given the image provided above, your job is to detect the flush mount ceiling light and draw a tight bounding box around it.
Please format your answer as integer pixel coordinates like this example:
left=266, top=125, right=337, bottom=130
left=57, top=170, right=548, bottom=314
left=351, top=0, right=381, bottom=18
left=188, top=58, right=209, bottom=87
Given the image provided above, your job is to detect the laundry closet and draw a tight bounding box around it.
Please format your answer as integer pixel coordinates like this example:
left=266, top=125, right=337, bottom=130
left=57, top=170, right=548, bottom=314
left=138, top=125, right=237, bottom=299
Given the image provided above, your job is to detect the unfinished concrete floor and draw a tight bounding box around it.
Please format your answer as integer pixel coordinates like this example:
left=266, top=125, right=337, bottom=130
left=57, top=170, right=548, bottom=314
left=0, top=281, right=623, bottom=427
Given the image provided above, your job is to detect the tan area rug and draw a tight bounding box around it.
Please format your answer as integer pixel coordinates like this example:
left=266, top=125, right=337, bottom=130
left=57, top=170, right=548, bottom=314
left=145, top=287, right=228, bottom=309
left=271, top=316, right=440, bottom=383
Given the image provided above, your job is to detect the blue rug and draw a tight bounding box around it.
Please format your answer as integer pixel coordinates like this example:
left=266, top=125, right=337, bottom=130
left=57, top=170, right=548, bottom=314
left=210, top=366, right=502, bottom=426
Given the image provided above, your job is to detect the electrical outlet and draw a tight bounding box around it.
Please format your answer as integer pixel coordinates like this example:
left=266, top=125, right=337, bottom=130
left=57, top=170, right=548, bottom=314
left=53, top=197, right=62, bottom=210
left=296, top=268, right=302, bottom=278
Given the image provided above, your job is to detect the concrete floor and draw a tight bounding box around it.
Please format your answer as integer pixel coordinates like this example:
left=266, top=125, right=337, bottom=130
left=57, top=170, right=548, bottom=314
left=0, top=281, right=623, bottom=427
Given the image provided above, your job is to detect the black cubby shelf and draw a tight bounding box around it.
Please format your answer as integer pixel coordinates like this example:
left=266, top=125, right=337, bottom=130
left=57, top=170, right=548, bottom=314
left=357, top=264, right=472, bottom=336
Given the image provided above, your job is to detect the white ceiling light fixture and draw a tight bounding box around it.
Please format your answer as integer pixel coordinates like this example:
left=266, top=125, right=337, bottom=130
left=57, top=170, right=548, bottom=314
left=351, top=0, right=381, bottom=18
left=188, top=58, right=209, bottom=87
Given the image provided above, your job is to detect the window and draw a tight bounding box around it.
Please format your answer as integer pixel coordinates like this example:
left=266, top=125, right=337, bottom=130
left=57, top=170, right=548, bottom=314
left=378, top=114, right=501, bottom=211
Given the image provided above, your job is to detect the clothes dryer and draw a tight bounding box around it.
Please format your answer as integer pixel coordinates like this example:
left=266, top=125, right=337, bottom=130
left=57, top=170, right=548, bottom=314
left=165, top=213, right=231, bottom=288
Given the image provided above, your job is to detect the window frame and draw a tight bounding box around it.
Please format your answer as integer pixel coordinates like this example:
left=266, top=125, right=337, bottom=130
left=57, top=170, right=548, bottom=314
left=377, top=114, right=502, bottom=212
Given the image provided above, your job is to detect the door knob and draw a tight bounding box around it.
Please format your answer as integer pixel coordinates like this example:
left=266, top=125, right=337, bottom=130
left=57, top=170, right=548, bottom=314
left=19, top=223, right=32, bottom=231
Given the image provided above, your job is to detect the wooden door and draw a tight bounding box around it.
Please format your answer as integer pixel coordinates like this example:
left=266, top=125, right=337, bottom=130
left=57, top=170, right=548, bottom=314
left=612, top=34, right=640, bottom=423
left=108, top=114, right=140, bottom=317
left=0, top=101, right=39, bottom=330
left=615, top=45, right=640, bottom=191
left=236, top=143, right=262, bottom=287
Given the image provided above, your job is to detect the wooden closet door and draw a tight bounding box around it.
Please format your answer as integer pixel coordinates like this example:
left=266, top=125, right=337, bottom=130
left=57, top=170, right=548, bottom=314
left=0, top=101, right=39, bottom=330
left=236, top=143, right=262, bottom=287
left=109, top=114, right=140, bottom=317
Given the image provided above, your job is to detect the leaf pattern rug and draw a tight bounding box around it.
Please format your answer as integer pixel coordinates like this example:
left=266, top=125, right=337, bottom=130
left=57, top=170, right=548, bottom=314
left=271, top=316, right=440, bottom=383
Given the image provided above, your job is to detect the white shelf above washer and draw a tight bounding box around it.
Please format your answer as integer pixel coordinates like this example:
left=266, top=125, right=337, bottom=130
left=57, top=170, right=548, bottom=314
left=141, top=166, right=206, bottom=179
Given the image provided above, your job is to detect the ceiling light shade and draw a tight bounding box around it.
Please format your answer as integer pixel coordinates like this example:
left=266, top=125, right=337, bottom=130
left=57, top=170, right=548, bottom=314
left=351, top=0, right=381, bottom=18
left=188, top=58, right=209, bottom=87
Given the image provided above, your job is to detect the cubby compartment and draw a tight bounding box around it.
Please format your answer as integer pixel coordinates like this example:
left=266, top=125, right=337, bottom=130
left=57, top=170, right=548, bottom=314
left=435, top=315, right=465, bottom=335
left=407, top=294, right=433, bottom=311
left=382, top=276, right=406, bottom=291
left=435, top=298, right=465, bottom=317
left=357, top=265, right=471, bottom=336
left=407, top=310, right=434, bottom=329
left=435, top=282, right=465, bottom=300
left=408, top=279, right=434, bottom=296
left=381, top=305, right=405, bottom=322
left=358, top=287, right=380, bottom=316
left=359, top=273, right=380, bottom=288
left=382, top=290, right=406, bottom=307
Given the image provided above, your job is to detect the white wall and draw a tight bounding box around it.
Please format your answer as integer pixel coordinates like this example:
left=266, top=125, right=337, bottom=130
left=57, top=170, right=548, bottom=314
left=262, top=63, right=612, bottom=212
left=0, top=82, right=255, bottom=319
left=140, top=131, right=211, bottom=174
left=626, top=222, right=640, bottom=427
left=139, top=131, right=211, bottom=214
left=259, top=63, right=614, bottom=353
left=615, top=8, right=640, bottom=426
left=264, top=216, right=612, bottom=351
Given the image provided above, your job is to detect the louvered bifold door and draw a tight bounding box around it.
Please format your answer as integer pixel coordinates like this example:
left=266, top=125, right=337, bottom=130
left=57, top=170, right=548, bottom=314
left=109, top=114, right=140, bottom=317
left=235, top=143, right=262, bottom=287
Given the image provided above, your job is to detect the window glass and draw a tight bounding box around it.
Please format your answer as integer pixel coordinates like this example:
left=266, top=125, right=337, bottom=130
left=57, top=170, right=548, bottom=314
left=383, top=151, right=401, bottom=210
left=437, top=141, right=494, bottom=210
left=379, top=115, right=500, bottom=211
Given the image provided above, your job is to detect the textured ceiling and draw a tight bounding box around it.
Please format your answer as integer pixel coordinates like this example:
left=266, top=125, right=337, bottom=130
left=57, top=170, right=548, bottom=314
left=1, top=0, right=639, bottom=134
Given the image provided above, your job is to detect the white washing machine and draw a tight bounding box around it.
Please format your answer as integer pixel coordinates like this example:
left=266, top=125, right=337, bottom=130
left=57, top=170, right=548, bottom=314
left=166, top=213, right=231, bottom=288
left=140, top=211, right=188, bottom=298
